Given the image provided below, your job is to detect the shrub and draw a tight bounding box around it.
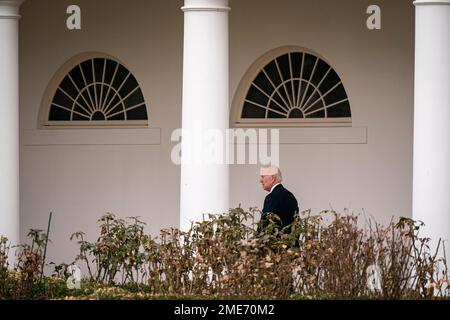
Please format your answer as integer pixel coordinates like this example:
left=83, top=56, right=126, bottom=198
left=70, top=213, right=149, bottom=286
left=0, top=231, right=71, bottom=300
left=67, top=208, right=450, bottom=299
left=1, top=208, right=449, bottom=300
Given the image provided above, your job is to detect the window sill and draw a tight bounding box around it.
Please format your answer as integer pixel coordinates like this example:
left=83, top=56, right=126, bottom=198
left=231, top=127, right=368, bottom=145
left=279, top=127, right=367, bottom=144
left=22, top=128, right=161, bottom=146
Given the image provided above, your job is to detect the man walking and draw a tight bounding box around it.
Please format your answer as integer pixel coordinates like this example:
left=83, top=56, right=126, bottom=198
left=258, top=166, right=299, bottom=234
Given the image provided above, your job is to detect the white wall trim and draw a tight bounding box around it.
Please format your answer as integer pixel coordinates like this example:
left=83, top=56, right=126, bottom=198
left=181, top=6, right=230, bottom=12
left=181, top=0, right=230, bottom=12
left=414, top=0, right=450, bottom=6
left=279, top=127, right=367, bottom=144
left=0, top=0, right=23, bottom=19
left=22, top=128, right=161, bottom=146
left=231, top=127, right=367, bottom=145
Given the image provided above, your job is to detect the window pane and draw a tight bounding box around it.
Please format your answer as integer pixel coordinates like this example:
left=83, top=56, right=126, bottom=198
left=311, top=59, right=330, bottom=87
left=104, top=59, right=118, bottom=85
left=124, top=90, right=145, bottom=108
left=107, top=105, right=125, bottom=118
left=48, top=57, right=148, bottom=124
left=119, top=74, right=139, bottom=97
left=246, top=85, right=269, bottom=106
left=319, top=69, right=340, bottom=94
left=268, top=110, right=285, bottom=118
left=242, top=102, right=266, bottom=118
left=127, top=105, right=148, bottom=120
left=240, top=49, right=351, bottom=122
left=80, top=60, right=94, bottom=85
left=327, top=101, right=351, bottom=118
left=53, top=88, right=73, bottom=107
left=302, top=54, right=317, bottom=80
left=49, top=105, right=71, bottom=121
left=306, top=109, right=326, bottom=118
left=69, top=66, right=84, bottom=90
left=324, top=83, right=348, bottom=105
left=268, top=100, right=288, bottom=116
left=112, top=64, right=129, bottom=90
left=253, top=72, right=273, bottom=96
left=276, top=54, right=291, bottom=82
left=264, top=61, right=282, bottom=88
left=93, top=58, right=105, bottom=83
left=291, top=53, right=303, bottom=79
left=289, top=108, right=303, bottom=118
left=59, top=76, right=78, bottom=100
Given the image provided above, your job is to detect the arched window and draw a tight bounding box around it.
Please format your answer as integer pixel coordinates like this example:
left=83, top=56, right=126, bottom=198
left=231, top=46, right=351, bottom=127
left=40, top=53, right=148, bottom=127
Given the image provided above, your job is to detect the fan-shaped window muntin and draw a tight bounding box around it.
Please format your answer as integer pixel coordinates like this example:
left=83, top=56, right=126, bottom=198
left=45, top=55, right=148, bottom=126
left=234, top=47, right=352, bottom=126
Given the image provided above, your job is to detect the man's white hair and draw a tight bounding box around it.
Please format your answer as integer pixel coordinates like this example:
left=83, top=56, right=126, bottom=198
left=260, top=166, right=283, bottom=183
left=275, top=168, right=283, bottom=183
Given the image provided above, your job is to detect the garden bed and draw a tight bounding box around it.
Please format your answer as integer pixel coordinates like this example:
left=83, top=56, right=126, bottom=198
left=1, top=208, right=448, bottom=300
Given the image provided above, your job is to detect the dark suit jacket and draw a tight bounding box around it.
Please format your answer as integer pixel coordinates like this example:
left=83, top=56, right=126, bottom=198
left=258, top=184, right=299, bottom=234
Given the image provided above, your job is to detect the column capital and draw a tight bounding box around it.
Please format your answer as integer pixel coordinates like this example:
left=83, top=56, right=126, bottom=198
left=0, top=0, right=24, bottom=19
left=181, top=0, right=230, bottom=12
left=414, top=0, right=450, bottom=6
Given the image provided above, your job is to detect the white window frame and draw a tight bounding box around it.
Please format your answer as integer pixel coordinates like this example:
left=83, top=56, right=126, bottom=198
left=39, top=52, right=149, bottom=129
left=231, top=46, right=352, bottom=128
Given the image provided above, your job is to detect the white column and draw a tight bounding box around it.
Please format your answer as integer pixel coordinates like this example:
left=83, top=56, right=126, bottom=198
left=0, top=0, right=22, bottom=247
left=180, top=0, right=230, bottom=231
left=413, top=0, right=450, bottom=257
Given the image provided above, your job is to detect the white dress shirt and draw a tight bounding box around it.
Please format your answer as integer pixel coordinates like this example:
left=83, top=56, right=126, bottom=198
left=269, top=183, right=281, bottom=194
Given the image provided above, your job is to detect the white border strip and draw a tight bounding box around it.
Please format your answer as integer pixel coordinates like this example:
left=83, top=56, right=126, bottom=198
left=414, top=0, right=450, bottom=5
left=278, top=127, right=367, bottom=144
left=279, top=127, right=367, bottom=144
left=22, top=128, right=161, bottom=146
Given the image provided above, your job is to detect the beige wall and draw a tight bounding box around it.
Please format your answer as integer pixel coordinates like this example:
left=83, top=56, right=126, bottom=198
left=19, top=0, right=415, bottom=266
left=19, top=0, right=184, bottom=265
left=229, top=0, right=415, bottom=224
